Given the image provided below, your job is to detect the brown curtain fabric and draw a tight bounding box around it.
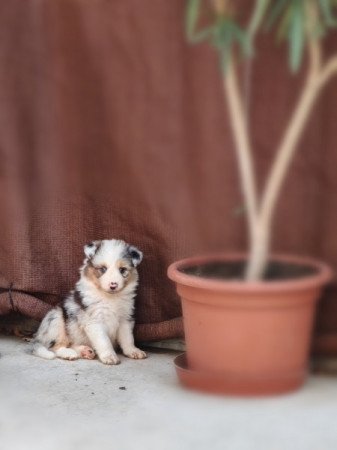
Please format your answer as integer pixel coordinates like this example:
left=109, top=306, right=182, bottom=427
left=0, top=1, right=336, bottom=348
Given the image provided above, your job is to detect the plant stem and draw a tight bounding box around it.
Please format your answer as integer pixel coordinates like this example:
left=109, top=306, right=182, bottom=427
left=212, top=0, right=232, bottom=16
left=224, top=61, right=259, bottom=248
left=218, top=1, right=337, bottom=281
left=248, top=0, right=271, bottom=40
left=245, top=39, right=337, bottom=280
left=318, top=56, right=337, bottom=89
left=246, top=70, right=321, bottom=280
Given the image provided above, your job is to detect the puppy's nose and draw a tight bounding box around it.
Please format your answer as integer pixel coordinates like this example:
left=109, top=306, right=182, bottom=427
left=110, top=282, right=118, bottom=291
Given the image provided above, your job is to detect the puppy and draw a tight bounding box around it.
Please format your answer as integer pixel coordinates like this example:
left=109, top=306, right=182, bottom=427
left=32, top=239, right=146, bottom=364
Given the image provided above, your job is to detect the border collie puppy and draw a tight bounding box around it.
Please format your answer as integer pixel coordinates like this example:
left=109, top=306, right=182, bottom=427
left=32, top=239, right=146, bottom=364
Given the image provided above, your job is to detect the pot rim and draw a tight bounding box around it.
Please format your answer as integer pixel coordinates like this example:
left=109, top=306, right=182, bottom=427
left=167, top=253, right=333, bottom=293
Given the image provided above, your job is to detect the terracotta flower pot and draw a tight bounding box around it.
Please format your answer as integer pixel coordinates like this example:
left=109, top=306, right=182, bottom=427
left=168, top=254, right=332, bottom=396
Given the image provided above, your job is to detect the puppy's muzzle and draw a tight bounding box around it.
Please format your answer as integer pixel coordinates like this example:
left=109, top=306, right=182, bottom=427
left=110, top=282, right=118, bottom=291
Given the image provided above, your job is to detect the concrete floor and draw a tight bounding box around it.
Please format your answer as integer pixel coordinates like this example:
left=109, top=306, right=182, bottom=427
left=1, top=336, right=337, bottom=450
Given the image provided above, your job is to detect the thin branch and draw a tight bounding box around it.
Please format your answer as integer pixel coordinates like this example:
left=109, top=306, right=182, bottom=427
left=245, top=33, right=324, bottom=280
left=224, top=60, right=258, bottom=244
left=258, top=50, right=322, bottom=232
left=254, top=1, right=325, bottom=236
left=247, top=0, right=270, bottom=39
left=308, top=37, right=322, bottom=75
left=306, top=2, right=322, bottom=75
left=318, top=55, right=337, bottom=89
left=212, top=0, right=232, bottom=16
left=243, top=58, right=253, bottom=129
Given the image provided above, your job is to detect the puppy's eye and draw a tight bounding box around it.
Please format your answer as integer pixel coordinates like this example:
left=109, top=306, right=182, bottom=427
left=119, top=267, right=128, bottom=277
left=98, top=266, right=107, bottom=274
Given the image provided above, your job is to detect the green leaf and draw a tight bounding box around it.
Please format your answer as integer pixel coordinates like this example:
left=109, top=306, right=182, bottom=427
left=265, top=0, right=289, bottom=30
left=276, top=5, right=292, bottom=41
left=266, top=0, right=306, bottom=72
left=188, top=26, right=215, bottom=44
left=288, top=2, right=305, bottom=72
left=212, top=19, right=233, bottom=71
left=233, top=22, right=253, bottom=57
left=248, top=0, right=271, bottom=36
left=318, top=0, right=337, bottom=27
left=186, top=0, right=202, bottom=41
left=210, top=18, right=251, bottom=73
left=185, top=2, right=256, bottom=73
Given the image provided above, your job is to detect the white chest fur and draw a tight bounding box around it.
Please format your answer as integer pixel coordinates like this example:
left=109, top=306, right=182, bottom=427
left=79, top=294, right=133, bottom=337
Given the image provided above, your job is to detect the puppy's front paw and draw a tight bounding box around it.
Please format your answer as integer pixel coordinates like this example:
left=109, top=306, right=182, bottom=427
left=99, top=353, right=120, bottom=365
left=124, top=347, right=147, bottom=360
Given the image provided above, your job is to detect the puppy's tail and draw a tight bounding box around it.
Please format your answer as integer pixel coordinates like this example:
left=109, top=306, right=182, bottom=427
left=31, top=340, right=56, bottom=360
left=31, top=307, right=65, bottom=360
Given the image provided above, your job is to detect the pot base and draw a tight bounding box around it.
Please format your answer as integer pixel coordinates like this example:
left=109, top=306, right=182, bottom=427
left=174, top=353, right=306, bottom=396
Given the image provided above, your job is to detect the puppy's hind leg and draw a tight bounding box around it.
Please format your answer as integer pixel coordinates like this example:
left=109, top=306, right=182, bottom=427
left=32, top=308, right=65, bottom=360
left=54, top=346, right=79, bottom=361
left=32, top=341, right=56, bottom=360
left=39, top=306, right=77, bottom=361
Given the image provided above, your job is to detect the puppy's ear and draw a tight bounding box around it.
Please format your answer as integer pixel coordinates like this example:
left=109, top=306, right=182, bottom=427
left=127, top=245, right=143, bottom=267
left=84, top=240, right=101, bottom=259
